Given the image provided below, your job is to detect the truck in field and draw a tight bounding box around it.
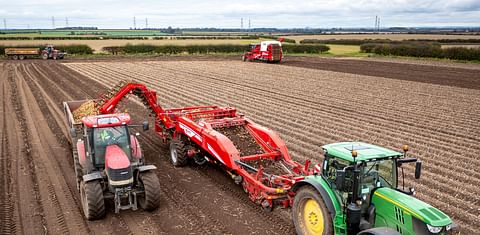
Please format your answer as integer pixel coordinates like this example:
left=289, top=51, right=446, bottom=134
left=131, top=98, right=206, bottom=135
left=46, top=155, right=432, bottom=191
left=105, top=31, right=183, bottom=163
left=5, top=45, right=66, bottom=60
left=63, top=99, right=160, bottom=220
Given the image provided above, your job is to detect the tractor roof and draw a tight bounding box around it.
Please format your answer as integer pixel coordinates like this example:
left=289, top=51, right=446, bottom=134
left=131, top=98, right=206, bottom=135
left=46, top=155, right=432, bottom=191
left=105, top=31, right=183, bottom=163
left=322, top=142, right=402, bottom=162
left=82, top=113, right=131, bottom=128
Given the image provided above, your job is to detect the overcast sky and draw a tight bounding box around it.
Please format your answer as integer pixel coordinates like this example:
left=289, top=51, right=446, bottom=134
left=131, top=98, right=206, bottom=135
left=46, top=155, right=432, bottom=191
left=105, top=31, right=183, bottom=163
left=1, top=0, right=479, bottom=29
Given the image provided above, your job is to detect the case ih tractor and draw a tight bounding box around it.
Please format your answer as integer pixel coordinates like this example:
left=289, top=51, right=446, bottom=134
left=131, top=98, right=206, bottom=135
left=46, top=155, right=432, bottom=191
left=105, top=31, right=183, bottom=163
left=64, top=100, right=160, bottom=220
left=291, top=142, right=456, bottom=235
left=242, top=39, right=284, bottom=63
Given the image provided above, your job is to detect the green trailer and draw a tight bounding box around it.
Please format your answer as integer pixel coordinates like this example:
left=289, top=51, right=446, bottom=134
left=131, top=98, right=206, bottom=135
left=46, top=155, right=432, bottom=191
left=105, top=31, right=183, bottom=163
left=291, top=142, right=457, bottom=235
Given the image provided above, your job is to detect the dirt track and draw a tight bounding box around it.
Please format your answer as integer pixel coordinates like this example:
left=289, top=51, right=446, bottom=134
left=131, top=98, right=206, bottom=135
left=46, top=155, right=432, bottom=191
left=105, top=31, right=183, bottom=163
left=0, top=57, right=479, bottom=234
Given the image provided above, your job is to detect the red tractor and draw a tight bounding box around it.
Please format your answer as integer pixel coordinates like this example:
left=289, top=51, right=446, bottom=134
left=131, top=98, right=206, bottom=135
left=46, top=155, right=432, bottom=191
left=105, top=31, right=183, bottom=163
left=64, top=100, right=161, bottom=220
left=242, top=39, right=284, bottom=63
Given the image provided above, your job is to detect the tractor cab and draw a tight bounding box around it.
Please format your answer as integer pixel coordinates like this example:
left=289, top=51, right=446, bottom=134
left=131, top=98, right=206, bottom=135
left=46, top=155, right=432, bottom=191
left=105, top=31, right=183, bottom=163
left=81, top=113, right=136, bottom=168
left=318, top=142, right=455, bottom=234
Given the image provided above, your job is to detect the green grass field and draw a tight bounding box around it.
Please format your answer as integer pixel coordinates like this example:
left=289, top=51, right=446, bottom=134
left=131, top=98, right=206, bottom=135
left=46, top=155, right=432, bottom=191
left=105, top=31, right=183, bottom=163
left=324, top=44, right=369, bottom=57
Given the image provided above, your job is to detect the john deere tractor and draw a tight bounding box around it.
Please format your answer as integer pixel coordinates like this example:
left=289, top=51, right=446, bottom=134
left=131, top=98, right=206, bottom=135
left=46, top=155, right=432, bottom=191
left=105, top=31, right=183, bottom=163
left=292, top=142, right=457, bottom=235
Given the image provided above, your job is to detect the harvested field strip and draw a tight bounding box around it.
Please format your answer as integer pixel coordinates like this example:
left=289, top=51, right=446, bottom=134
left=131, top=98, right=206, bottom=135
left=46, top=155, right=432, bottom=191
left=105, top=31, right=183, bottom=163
left=64, top=60, right=480, bottom=233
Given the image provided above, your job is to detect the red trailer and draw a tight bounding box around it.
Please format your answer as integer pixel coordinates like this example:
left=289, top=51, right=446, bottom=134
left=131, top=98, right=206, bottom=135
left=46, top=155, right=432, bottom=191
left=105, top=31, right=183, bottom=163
left=96, top=81, right=312, bottom=210
left=242, top=39, right=284, bottom=63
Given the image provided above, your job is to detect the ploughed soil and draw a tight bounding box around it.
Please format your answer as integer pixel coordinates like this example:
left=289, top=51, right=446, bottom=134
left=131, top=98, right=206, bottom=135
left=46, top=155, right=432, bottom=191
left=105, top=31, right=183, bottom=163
left=283, top=56, right=480, bottom=90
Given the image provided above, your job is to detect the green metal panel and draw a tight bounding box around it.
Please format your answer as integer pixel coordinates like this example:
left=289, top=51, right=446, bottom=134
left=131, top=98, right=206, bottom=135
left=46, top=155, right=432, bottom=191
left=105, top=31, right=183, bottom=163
left=372, top=188, right=452, bottom=230
left=322, top=142, right=402, bottom=162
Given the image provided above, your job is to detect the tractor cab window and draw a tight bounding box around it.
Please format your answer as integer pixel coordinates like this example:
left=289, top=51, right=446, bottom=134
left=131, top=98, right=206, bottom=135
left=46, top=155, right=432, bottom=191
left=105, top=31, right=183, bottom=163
left=323, top=156, right=350, bottom=190
left=358, top=159, right=396, bottom=205
left=93, top=126, right=131, bottom=165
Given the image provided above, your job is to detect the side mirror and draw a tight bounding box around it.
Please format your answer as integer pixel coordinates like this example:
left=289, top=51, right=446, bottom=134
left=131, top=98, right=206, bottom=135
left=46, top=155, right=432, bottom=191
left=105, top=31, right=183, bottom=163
left=415, top=161, right=422, bottom=179
left=142, top=121, right=149, bottom=131
left=336, top=170, right=346, bottom=191
left=70, top=128, right=77, bottom=138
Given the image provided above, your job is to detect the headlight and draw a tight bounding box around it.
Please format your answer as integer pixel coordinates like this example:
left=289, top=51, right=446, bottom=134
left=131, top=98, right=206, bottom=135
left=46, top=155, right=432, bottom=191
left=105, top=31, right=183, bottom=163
left=426, top=224, right=442, bottom=233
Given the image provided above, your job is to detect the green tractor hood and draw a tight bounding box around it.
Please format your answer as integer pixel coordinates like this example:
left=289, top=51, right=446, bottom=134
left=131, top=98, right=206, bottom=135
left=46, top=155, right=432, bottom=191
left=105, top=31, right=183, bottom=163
left=372, top=187, right=453, bottom=232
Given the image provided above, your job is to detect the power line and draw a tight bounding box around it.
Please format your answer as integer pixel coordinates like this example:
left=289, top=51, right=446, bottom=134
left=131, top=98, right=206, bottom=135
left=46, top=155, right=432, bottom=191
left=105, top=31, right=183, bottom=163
left=51, top=16, right=55, bottom=29
left=248, top=18, right=251, bottom=31
left=145, top=18, right=148, bottom=29
left=3, top=18, right=6, bottom=30
left=133, top=16, right=136, bottom=29
left=66, top=17, right=69, bottom=27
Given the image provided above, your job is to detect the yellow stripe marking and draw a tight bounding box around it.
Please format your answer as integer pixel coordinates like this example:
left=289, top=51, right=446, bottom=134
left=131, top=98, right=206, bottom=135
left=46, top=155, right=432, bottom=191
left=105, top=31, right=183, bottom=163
left=374, top=191, right=424, bottom=221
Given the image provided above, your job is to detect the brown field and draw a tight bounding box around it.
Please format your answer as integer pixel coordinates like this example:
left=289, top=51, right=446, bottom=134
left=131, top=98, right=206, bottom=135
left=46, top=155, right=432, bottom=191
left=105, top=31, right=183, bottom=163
left=286, top=33, right=480, bottom=41
left=0, top=57, right=479, bottom=234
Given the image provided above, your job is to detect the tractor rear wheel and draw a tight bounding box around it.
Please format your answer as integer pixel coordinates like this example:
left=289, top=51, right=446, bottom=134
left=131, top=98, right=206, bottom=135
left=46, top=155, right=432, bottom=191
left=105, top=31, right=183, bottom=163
left=169, top=139, right=188, bottom=167
left=138, top=171, right=161, bottom=211
left=242, top=55, right=246, bottom=62
left=293, top=186, right=333, bottom=235
left=80, top=181, right=105, bottom=220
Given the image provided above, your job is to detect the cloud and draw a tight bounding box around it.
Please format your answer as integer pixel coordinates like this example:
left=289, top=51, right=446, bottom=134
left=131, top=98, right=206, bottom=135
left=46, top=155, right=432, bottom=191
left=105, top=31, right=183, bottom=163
left=1, top=0, right=479, bottom=28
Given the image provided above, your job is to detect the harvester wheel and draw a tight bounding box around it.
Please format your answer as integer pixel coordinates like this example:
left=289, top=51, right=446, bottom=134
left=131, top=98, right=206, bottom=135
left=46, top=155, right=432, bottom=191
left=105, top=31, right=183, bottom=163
left=138, top=171, right=161, bottom=211
left=169, top=139, right=188, bottom=167
left=80, top=181, right=105, bottom=220
left=293, top=186, right=333, bottom=235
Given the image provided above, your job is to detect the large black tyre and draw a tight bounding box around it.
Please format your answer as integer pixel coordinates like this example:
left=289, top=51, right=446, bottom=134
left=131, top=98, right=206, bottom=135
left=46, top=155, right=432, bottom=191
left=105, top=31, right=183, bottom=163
left=169, top=139, right=188, bottom=167
left=80, top=181, right=105, bottom=220
left=138, top=171, right=161, bottom=211
left=293, top=186, right=333, bottom=235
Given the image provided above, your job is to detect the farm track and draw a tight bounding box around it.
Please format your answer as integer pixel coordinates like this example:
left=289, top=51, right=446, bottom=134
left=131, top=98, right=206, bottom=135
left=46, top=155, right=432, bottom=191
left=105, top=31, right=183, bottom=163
left=0, top=58, right=478, bottom=234
left=64, top=60, right=480, bottom=233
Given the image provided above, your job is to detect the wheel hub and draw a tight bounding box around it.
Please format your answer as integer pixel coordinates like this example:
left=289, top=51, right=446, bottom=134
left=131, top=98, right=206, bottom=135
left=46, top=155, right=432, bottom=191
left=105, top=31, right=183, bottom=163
left=303, top=199, right=324, bottom=234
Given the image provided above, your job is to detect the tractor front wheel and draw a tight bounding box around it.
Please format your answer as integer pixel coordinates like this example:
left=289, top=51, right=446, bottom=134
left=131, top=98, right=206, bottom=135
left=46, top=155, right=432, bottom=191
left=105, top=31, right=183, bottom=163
left=169, top=139, right=188, bottom=167
left=138, top=171, right=161, bottom=211
left=293, top=186, right=333, bottom=235
left=42, top=53, right=48, bottom=60
left=80, top=181, right=105, bottom=220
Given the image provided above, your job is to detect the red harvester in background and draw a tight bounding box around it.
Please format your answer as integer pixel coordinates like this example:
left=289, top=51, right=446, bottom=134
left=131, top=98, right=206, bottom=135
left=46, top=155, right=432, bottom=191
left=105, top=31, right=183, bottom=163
left=242, top=38, right=284, bottom=63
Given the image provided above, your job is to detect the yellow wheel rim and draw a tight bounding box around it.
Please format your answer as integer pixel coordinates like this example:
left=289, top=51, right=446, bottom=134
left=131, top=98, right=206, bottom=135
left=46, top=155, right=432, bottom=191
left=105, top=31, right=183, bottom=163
left=303, top=198, right=324, bottom=234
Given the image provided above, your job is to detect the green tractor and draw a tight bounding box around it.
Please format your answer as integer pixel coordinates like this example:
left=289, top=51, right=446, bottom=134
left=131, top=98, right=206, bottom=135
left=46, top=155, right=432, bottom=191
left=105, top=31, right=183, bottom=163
left=292, top=142, right=457, bottom=235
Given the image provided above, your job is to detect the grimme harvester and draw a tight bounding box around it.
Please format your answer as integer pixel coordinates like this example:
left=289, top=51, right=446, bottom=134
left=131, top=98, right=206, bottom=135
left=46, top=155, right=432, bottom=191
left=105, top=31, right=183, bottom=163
left=86, top=81, right=456, bottom=234
left=242, top=38, right=284, bottom=63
